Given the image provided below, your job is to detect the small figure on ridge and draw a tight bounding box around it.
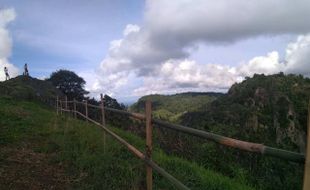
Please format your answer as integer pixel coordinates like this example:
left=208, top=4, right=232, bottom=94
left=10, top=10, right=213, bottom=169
left=4, top=67, right=10, bottom=81
left=23, top=63, right=29, bottom=76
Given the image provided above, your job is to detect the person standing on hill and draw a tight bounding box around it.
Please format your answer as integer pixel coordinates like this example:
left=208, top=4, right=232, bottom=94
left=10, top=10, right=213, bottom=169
left=4, top=67, right=10, bottom=80
left=24, top=63, right=29, bottom=76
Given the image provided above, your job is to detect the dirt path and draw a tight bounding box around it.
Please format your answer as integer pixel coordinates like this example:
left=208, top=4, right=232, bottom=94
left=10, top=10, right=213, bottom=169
left=0, top=144, right=70, bottom=190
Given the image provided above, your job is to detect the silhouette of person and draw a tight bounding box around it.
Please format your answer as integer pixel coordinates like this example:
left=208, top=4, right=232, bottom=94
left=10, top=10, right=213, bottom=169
left=24, top=63, right=29, bottom=76
left=4, top=67, right=10, bottom=80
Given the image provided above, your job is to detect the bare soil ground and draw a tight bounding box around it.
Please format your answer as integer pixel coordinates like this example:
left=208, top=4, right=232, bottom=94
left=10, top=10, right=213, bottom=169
left=0, top=144, right=70, bottom=190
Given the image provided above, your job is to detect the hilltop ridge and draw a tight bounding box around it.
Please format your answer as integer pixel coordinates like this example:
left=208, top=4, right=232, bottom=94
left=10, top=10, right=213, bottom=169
left=0, top=75, right=62, bottom=101
left=130, top=92, right=223, bottom=122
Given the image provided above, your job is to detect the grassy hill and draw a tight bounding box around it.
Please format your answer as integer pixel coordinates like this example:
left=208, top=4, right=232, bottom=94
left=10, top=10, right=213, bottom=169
left=0, top=78, right=254, bottom=189
left=130, top=92, right=223, bottom=122
left=0, top=75, right=62, bottom=103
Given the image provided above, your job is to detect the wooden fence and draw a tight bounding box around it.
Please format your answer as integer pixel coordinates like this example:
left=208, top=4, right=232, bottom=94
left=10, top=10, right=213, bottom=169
left=56, top=95, right=310, bottom=190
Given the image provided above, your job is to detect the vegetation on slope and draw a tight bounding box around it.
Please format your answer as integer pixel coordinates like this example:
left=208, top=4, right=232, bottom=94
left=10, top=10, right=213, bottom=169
left=0, top=96, right=254, bottom=189
left=200, top=73, right=310, bottom=190
left=0, top=75, right=62, bottom=101
left=130, top=92, right=223, bottom=122
left=139, top=73, right=309, bottom=190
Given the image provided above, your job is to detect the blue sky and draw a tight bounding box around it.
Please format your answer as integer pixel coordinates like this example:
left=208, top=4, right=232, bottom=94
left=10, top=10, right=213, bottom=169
left=1, top=1, right=310, bottom=104
left=1, top=0, right=143, bottom=77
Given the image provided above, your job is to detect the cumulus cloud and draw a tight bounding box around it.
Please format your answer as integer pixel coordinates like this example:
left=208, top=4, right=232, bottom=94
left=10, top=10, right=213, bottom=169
left=237, top=51, right=284, bottom=77
left=133, top=34, right=310, bottom=96
left=92, top=0, right=310, bottom=98
left=0, top=8, right=19, bottom=81
left=101, top=0, right=310, bottom=74
left=145, top=0, right=310, bottom=44
left=284, top=35, right=310, bottom=75
left=133, top=60, right=240, bottom=96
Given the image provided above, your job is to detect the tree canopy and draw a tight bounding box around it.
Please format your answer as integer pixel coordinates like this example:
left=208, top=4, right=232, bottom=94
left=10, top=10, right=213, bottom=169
left=47, top=69, right=88, bottom=100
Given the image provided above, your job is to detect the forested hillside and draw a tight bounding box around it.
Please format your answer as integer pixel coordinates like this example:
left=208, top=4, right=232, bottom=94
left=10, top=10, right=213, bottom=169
left=132, top=73, right=309, bottom=190
left=130, top=92, right=223, bottom=122
left=181, top=73, right=310, bottom=151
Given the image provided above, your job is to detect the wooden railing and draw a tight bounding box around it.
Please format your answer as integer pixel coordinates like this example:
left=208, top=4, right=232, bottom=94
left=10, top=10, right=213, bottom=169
left=56, top=95, right=310, bottom=190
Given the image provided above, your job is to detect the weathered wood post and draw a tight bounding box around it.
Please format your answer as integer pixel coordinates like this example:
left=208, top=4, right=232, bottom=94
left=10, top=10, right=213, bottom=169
left=303, top=100, right=310, bottom=190
left=101, top=93, right=106, bottom=153
left=85, top=99, right=88, bottom=122
left=60, top=99, right=63, bottom=115
left=65, top=96, right=68, bottom=110
left=73, top=98, right=77, bottom=119
left=145, top=100, right=153, bottom=190
left=56, top=96, right=59, bottom=115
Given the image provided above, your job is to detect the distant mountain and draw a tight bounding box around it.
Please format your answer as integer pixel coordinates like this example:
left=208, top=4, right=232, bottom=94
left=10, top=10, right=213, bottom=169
left=130, top=92, right=223, bottom=122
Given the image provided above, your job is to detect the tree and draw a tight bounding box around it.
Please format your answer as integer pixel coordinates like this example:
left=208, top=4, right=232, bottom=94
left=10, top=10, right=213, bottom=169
left=104, top=95, right=125, bottom=110
left=47, top=69, right=88, bottom=100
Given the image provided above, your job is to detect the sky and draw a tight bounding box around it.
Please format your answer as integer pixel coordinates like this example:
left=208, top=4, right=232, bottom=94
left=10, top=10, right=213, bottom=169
left=1, top=0, right=310, bottom=104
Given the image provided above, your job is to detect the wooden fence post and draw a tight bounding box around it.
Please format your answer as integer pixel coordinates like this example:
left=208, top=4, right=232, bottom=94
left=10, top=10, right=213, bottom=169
left=56, top=96, right=59, bottom=115
left=65, top=96, right=68, bottom=110
left=101, top=93, right=106, bottom=153
left=303, top=100, right=310, bottom=190
left=145, top=100, right=153, bottom=190
left=85, top=99, right=88, bottom=122
left=60, top=99, right=63, bottom=115
left=73, top=98, right=77, bottom=119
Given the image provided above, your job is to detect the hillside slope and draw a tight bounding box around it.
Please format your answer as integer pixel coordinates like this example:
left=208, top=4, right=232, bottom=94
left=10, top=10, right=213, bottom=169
left=0, top=76, right=62, bottom=102
left=0, top=96, right=254, bottom=189
left=128, top=73, right=309, bottom=190
left=182, top=73, right=310, bottom=151
left=130, top=92, right=223, bottom=122
left=178, top=73, right=310, bottom=190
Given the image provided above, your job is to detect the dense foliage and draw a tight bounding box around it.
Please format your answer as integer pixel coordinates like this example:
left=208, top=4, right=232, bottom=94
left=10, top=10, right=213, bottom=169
left=134, top=73, right=309, bottom=190
left=75, top=95, right=130, bottom=129
left=183, top=76, right=308, bottom=189
left=0, top=75, right=62, bottom=104
left=47, top=70, right=88, bottom=100
left=130, top=92, right=222, bottom=122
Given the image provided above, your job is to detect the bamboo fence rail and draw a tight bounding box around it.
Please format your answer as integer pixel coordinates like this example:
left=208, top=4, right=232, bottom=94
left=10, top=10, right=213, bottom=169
left=56, top=95, right=310, bottom=190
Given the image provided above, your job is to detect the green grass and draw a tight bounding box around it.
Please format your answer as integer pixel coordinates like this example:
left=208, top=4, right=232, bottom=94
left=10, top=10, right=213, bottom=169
left=0, top=97, right=255, bottom=190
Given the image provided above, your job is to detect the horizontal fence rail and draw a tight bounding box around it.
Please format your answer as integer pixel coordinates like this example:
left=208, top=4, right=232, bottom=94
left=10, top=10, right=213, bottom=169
left=152, top=119, right=305, bottom=163
left=57, top=97, right=190, bottom=190
left=75, top=110, right=190, bottom=190
left=57, top=96, right=310, bottom=190
left=59, top=99, right=305, bottom=163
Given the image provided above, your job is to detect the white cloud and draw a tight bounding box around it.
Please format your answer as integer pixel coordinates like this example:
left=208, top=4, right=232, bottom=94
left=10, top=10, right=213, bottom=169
left=123, top=24, right=140, bottom=36
left=0, top=8, right=15, bottom=58
left=91, top=1, right=310, bottom=99
left=99, top=0, right=310, bottom=75
left=145, top=0, right=310, bottom=44
left=237, top=51, right=284, bottom=77
left=133, top=34, right=310, bottom=96
left=133, top=59, right=239, bottom=96
left=0, top=8, right=19, bottom=81
left=0, top=8, right=15, bottom=27
left=284, top=35, right=310, bottom=75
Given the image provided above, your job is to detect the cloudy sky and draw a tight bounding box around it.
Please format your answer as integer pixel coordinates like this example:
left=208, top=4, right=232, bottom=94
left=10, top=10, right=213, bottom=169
left=1, top=0, right=310, bottom=103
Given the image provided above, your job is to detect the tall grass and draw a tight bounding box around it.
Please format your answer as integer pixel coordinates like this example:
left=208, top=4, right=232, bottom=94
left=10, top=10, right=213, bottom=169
left=0, top=97, right=255, bottom=189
